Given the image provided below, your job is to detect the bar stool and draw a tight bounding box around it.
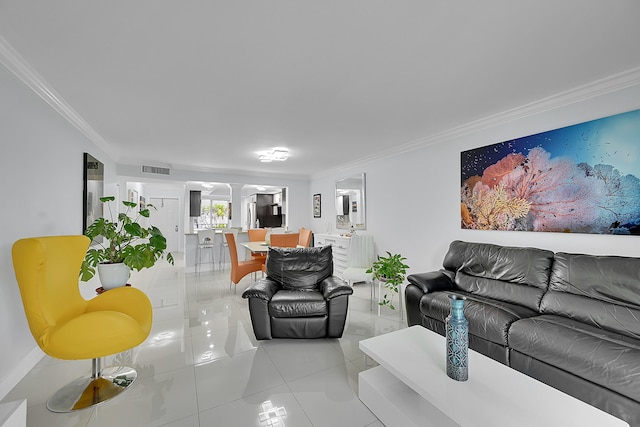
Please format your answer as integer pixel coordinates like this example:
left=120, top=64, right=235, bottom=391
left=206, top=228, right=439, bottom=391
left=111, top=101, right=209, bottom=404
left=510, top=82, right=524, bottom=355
left=196, top=229, right=217, bottom=274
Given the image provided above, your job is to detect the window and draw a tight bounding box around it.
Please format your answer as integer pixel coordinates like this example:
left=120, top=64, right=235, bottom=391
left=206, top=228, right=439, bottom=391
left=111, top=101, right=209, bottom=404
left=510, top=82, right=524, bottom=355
left=196, top=200, right=229, bottom=230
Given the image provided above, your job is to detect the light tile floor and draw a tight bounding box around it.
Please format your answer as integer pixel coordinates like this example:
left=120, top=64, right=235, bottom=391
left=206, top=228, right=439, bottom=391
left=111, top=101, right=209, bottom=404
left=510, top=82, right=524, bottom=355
left=4, top=256, right=407, bottom=427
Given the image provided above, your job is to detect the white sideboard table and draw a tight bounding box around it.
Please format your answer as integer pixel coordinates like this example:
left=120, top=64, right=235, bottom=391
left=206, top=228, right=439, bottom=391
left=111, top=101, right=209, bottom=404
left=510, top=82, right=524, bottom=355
left=314, top=233, right=351, bottom=279
left=358, top=326, right=628, bottom=427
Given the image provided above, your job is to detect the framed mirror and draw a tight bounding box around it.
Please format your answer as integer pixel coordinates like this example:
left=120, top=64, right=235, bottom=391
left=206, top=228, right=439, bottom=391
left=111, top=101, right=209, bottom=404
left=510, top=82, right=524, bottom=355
left=335, top=173, right=366, bottom=230
left=83, top=153, right=104, bottom=239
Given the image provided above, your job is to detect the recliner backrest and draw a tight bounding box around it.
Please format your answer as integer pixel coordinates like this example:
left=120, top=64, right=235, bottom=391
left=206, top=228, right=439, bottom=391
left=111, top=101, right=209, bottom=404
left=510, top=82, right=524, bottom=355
left=542, top=252, right=640, bottom=339
left=443, top=240, right=554, bottom=311
left=266, top=245, right=333, bottom=290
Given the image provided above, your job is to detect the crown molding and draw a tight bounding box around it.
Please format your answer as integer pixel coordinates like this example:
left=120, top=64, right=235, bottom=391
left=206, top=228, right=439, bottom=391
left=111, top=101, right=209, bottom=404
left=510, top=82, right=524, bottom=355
left=316, top=66, right=640, bottom=179
left=0, top=35, right=112, bottom=155
left=2, top=32, right=639, bottom=181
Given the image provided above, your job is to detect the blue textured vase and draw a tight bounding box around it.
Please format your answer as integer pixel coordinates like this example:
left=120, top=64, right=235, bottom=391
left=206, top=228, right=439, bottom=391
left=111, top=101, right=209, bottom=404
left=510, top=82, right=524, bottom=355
left=446, top=294, right=468, bottom=381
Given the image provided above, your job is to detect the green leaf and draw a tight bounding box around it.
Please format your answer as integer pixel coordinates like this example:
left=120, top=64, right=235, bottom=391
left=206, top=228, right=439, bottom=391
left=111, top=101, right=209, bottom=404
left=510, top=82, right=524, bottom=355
left=124, top=222, right=143, bottom=237
left=79, top=260, right=96, bottom=281
left=122, top=245, right=148, bottom=271
left=149, top=234, right=167, bottom=250
left=84, top=248, right=105, bottom=267
left=100, top=196, right=115, bottom=202
left=118, top=212, right=132, bottom=225
left=85, top=217, right=111, bottom=240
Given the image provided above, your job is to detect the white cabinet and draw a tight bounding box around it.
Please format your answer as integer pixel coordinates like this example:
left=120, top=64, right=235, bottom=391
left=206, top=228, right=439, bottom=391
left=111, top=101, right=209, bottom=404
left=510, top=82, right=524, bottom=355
left=314, top=234, right=351, bottom=279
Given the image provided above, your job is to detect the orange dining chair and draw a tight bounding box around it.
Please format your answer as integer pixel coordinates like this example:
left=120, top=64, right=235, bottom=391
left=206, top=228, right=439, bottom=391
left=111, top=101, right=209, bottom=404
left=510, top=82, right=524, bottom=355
left=247, top=228, right=268, bottom=264
left=218, top=228, right=237, bottom=270
left=297, top=228, right=312, bottom=247
left=225, top=232, right=263, bottom=292
left=270, top=233, right=299, bottom=248
left=247, top=228, right=268, bottom=242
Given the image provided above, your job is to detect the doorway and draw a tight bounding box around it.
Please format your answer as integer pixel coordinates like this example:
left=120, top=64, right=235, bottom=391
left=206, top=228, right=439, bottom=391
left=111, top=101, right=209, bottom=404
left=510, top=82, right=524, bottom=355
left=149, top=197, right=180, bottom=253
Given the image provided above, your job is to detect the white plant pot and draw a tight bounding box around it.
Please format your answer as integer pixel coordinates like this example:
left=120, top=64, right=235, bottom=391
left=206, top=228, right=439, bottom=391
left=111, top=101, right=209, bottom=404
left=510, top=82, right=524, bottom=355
left=97, top=263, right=131, bottom=290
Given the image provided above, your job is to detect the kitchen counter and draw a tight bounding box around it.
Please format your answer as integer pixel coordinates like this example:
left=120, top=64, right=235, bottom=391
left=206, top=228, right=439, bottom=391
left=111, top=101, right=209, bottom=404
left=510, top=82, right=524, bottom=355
left=184, top=229, right=249, bottom=273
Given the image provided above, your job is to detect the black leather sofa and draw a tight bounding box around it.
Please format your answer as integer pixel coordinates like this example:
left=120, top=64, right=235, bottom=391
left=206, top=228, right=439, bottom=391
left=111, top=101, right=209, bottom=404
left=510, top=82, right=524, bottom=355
left=406, top=240, right=640, bottom=426
left=242, top=246, right=353, bottom=339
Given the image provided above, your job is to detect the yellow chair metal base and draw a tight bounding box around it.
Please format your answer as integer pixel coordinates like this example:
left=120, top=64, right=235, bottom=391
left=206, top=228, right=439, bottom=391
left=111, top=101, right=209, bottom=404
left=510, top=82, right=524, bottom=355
left=47, top=358, right=137, bottom=412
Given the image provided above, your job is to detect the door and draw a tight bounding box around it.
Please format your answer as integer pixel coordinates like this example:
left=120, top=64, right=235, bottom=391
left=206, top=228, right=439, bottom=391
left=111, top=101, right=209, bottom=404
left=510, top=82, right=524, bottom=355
left=149, top=197, right=180, bottom=253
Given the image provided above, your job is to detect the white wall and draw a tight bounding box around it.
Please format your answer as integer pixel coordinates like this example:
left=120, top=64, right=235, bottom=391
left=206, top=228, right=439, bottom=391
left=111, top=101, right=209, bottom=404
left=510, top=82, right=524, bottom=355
left=0, top=66, right=115, bottom=398
left=311, top=82, right=640, bottom=277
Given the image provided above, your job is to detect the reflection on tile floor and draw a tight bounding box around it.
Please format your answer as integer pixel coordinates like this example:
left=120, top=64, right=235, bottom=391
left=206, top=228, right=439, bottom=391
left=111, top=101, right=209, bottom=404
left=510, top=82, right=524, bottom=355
left=3, top=257, right=406, bottom=426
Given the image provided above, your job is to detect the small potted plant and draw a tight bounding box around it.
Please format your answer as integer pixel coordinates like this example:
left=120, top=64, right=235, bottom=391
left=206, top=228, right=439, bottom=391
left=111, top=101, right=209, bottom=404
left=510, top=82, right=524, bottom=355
left=80, top=196, right=174, bottom=289
left=367, top=251, right=409, bottom=310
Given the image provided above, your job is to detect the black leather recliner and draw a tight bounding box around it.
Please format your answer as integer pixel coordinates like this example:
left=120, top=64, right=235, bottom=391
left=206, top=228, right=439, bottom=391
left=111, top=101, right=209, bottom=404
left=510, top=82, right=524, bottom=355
left=242, top=245, right=353, bottom=340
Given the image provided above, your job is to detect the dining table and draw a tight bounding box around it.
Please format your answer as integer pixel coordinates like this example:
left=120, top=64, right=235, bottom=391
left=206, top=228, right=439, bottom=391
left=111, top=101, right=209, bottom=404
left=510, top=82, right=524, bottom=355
left=239, top=240, right=270, bottom=254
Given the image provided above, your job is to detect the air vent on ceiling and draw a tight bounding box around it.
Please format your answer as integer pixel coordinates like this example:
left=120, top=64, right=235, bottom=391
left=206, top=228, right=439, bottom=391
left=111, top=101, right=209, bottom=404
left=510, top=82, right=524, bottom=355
left=141, top=165, right=170, bottom=175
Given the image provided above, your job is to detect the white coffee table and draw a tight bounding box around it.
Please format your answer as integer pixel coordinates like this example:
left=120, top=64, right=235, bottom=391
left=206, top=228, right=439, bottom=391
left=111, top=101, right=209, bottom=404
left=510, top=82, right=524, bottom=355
left=358, top=326, right=628, bottom=427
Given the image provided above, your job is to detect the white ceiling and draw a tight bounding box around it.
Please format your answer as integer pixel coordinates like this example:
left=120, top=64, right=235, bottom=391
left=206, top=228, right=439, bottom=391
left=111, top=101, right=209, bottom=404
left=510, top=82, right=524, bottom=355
left=1, top=1, right=640, bottom=178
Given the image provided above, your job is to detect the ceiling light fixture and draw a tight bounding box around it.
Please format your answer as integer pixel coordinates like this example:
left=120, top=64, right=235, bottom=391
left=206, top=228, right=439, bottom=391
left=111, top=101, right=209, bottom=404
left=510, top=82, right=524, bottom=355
left=258, top=148, right=289, bottom=162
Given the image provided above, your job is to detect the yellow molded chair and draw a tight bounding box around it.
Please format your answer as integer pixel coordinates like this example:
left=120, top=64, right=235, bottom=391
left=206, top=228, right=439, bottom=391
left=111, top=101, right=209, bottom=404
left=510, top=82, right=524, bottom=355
left=11, top=235, right=152, bottom=412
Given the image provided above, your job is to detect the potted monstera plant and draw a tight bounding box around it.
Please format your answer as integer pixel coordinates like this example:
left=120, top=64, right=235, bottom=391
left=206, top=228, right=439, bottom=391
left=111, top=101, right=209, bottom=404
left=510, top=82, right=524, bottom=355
left=80, top=196, right=174, bottom=289
left=367, top=251, right=409, bottom=310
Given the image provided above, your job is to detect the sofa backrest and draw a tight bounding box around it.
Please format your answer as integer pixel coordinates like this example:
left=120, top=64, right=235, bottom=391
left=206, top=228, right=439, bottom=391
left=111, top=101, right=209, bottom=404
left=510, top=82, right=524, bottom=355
left=443, top=240, right=554, bottom=311
left=542, top=252, right=640, bottom=339
left=266, top=245, right=333, bottom=290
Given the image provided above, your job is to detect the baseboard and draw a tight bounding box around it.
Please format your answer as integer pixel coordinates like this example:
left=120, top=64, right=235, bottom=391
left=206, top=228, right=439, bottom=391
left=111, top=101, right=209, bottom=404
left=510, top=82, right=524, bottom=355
left=0, top=399, right=26, bottom=427
left=0, top=346, right=44, bottom=401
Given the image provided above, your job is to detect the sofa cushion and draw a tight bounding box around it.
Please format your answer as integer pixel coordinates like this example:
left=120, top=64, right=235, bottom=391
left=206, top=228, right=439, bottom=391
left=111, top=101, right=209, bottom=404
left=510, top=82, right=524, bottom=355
left=509, top=314, right=640, bottom=402
left=269, top=290, right=327, bottom=318
left=419, top=291, right=538, bottom=346
left=443, top=240, right=554, bottom=311
left=542, top=252, right=640, bottom=339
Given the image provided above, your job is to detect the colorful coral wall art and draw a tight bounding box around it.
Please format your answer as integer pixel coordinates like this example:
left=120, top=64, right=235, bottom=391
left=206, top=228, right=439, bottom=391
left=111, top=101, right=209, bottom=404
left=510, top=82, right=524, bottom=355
left=460, top=109, right=640, bottom=235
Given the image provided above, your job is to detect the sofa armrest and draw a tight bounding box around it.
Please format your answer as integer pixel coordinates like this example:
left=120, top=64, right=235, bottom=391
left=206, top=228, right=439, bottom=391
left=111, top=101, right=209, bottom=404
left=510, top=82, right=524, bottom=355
left=241, top=278, right=280, bottom=301
left=407, top=270, right=455, bottom=295
left=319, top=276, right=354, bottom=300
